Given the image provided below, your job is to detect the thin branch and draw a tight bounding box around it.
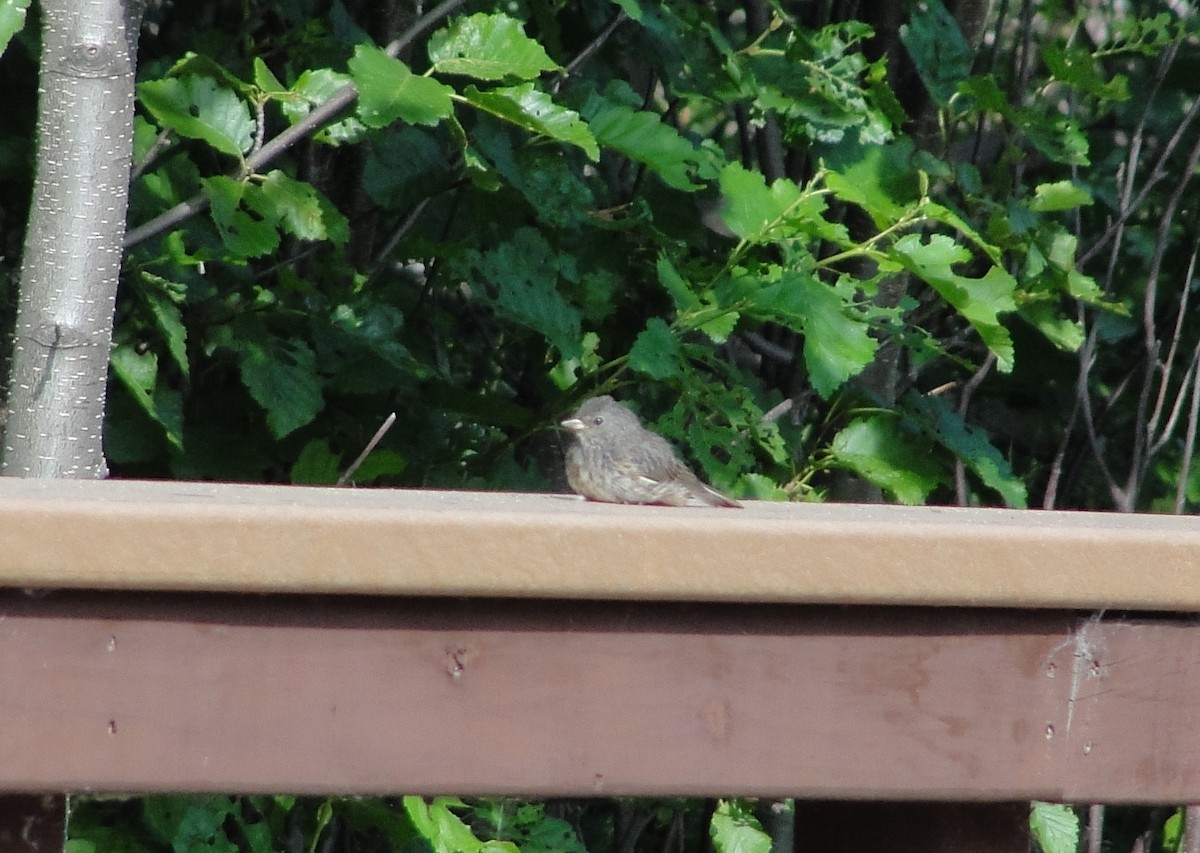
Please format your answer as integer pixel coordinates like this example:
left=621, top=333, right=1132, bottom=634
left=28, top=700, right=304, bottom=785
left=125, top=0, right=470, bottom=249
left=953, top=351, right=996, bottom=505
left=1174, top=346, right=1200, bottom=514
left=1148, top=243, right=1200, bottom=457
left=1079, top=42, right=1198, bottom=267
left=1121, top=134, right=1200, bottom=505
left=554, top=9, right=628, bottom=89
left=337, top=412, right=397, bottom=486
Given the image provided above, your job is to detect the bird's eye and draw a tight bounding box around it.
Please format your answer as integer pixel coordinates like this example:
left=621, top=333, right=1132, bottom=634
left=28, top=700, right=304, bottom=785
left=592, top=416, right=604, bottom=426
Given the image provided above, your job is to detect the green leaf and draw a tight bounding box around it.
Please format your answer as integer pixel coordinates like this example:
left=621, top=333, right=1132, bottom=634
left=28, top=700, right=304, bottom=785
left=467, top=228, right=583, bottom=359
left=710, top=800, right=771, bottom=853
left=349, top=44, right=454, bottom=128
left=347, top=449, right=407, bottom=484
left=291, top=439, right=342, bottom=485
left=403, top=797, right=519, bottom=853
left=252, top=57, right=286, bottom=94
left=110, top=345, right=185, bottom=451
left=754, top=272, right=877, bottom=398
left=831, top=415, right=941, bottom=504
left=629, top=317, right=682, bottom=379
left=138, top=75, right=254, bottom=158
left=1029, top=180, right=1093, bottom=212
left=429, top=13, right=561, bottom=80
left=462, top=84, right=598, bottom=160
left=905, top=392, right=1028, bottom=508
left=823, top=140, right=915, bottom=226
left=1044, top=42, right=1129, bottom=101
left=203, top=176, right=281, bottom=258
left=609, top=0, right=643, bottom=21
left=886, top=233, right=1017, bottom=372
left=284, top=69, right=365, bottom=144
left=258, top=170, right=349, bottom=244
left=0, top=0, right=30, bottom=59
left=657, top=254, right=699, bottom=312
left=1021, top=302, right=1084, bottom=351
left=718, top=162, right=802, bottom=242
left=1029, top=802, right=1079, bottom=853
left=899, top=0, right=973, bottom=105
left=139, top=274, right=190, bottom=378
left=583, top=95, right=705, bottom=191
left=237, top=338, right=324, bottom=438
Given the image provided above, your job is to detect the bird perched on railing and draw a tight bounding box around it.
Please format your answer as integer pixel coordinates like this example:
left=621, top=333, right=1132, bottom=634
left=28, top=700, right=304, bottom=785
left=560, top=395, right=742, bottom=508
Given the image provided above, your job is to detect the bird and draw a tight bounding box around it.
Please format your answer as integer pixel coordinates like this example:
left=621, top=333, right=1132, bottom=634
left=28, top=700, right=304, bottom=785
left=560, top=395, right=742, bottom=508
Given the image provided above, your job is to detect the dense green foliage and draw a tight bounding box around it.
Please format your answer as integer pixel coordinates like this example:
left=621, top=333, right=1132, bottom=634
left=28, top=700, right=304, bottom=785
left=4, top=0, right=1197, bottom=510
left=4, top=0, right=1200, bottom=850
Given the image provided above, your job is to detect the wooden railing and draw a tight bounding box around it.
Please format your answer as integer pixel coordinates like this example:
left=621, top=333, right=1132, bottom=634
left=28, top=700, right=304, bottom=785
left=2, top=478, right=1199, bottom=850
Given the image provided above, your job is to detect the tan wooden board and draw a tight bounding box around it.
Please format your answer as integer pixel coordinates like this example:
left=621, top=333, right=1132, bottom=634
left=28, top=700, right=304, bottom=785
left=0, top=477, right=1196, bottom=609
left=0, top=477, right=1198, bottom=609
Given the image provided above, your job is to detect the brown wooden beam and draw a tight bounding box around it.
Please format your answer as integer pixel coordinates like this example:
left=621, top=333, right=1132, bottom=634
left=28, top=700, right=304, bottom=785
left=0, top=591, right=1196, bottom=801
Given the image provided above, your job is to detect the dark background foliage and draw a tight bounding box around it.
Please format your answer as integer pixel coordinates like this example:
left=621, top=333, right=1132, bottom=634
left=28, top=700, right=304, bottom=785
left=5, top=0, right=1195, bottom=513
left=2, top=0, right=1199, bottom=850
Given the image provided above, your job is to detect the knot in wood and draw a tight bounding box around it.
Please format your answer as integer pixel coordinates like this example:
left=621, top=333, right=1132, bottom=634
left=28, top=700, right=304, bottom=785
left=60, top=40, right=126, bottom=78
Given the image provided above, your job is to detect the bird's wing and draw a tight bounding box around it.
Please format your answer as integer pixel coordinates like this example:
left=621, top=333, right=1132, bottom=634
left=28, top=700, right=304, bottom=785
left=625, top=431, right=690, bottom=483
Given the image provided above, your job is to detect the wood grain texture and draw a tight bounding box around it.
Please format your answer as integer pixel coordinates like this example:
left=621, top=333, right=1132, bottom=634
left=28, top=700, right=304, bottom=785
left=0, top=478, right=1199, bottom=610
left=1, top=592, right=1197, bottom=801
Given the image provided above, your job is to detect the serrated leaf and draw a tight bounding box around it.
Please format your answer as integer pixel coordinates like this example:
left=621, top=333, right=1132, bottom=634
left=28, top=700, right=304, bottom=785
left=349, top=44, right=454, bottom=128
left=139, top=274, right=190, bottom=378
left=468, top=228, right=583, bottom=359
left=461, top=83, right=598, bottom=160
left=718, top=161, right=802, bottom=242
left=905, top=391, right=1028, bottom=507
left=429, top=13, right=560, bottom=81
left=657, top=254, right=699, bottom=312
left=203, top=175, right=281, bottom=258
left=583, top=97, right=703, bottom=190
left=755, top=272, right=877, bottom=398
left=110, top=345, right=184, bottom=450
left=1021, top=302, right=1084, bottom=351
left=831, top=416, right=941, bottom=504
left=1029, top=802, right=1079, bottom=853
left=1029, top=180, right=1093, bottom=212
left=887, top=233, right=1017, bottom=371
left=710, top=800, right=771, bottom=853
left=259, top=169, right=349, bottom=244
left=629, top=317, right=682, bottom=379
left=237, top=338, right=324, bottom=438
left=138, top=75, right=254, bottom=158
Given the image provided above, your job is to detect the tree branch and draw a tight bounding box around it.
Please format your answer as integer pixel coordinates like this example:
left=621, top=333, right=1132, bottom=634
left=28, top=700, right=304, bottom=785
left=124, top=0, right=470, bottom=250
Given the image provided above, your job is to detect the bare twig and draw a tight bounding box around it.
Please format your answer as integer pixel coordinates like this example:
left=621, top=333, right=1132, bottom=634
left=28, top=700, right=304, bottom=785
left=337, top=412, right=397, bottom=486
left=555, top=9, right=628, bottom=88
left=1080, top=41, right=1197, bottom=267
left=1175, top=348, right=1200, bottom=514
left=953, top=351, right=996, bottom=505
left=1148, top=243, right=1200, bottom=457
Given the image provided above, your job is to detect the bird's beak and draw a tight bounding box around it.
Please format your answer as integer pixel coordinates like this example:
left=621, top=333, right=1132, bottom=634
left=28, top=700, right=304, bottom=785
left=560, top=417, right=585, bottom=433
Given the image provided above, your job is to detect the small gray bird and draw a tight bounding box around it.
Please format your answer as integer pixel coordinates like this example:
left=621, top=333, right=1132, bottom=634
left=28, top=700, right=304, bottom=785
left=560, top=395, right=742, bottom=508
